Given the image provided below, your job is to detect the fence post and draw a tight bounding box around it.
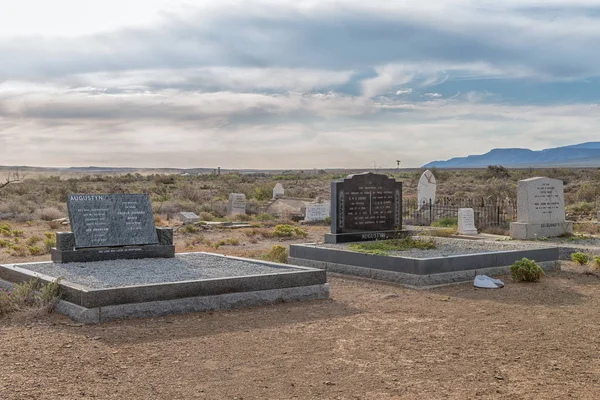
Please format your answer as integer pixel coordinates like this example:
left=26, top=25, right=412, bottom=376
left=429, top=199, right=433, bottom=226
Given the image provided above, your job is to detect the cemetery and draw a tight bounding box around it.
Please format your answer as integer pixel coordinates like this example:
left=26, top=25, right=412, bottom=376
left=0, top=193, right=328, bottom=323
left=1, top=168, right=600, bottom=398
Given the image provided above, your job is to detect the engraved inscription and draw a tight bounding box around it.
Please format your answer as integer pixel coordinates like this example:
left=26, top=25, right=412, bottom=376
left=68, top=193, right=158, bottom=248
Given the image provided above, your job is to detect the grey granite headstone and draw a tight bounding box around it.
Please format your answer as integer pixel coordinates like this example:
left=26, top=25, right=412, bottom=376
left=227, top=193, right=246, bottom=215
left=509, top=177, right=573, bottom=239
left=326, top=172, right=403, bottom=243
left=457, top=208, right=478, bottom=235
left=67, top=194, right=158, bottom=248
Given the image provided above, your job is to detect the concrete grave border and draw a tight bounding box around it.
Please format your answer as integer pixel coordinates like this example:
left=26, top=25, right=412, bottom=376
left=0, top=252, right=329, bottom=324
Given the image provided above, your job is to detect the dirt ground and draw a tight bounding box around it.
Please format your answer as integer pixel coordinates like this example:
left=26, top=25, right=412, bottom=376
left=3, top=266, right=600, bottom=399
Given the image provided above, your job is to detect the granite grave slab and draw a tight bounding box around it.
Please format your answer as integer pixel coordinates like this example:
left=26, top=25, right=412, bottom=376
left=326, top=172, right=403, bottom=243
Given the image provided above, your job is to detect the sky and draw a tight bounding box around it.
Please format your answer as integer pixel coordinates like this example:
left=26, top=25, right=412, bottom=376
left=1, top=0, right=600, bottom=169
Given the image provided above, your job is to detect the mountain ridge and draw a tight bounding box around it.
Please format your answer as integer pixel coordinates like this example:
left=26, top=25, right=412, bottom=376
left=423, top=142, right=600, bottom=168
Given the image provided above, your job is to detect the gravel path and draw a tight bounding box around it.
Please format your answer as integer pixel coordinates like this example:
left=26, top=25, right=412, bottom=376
left=315, top=237, right=556, bottom=258
left=16, top=253, right=299, bottom=289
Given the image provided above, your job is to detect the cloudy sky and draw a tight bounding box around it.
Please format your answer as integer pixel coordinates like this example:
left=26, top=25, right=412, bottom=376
left=1, top=0, right=599, bottom=169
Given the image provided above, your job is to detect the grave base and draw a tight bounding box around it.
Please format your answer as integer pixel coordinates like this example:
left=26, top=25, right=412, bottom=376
left=324, top=230, right=405, bottom=244
left=51, top=245, right=175, bottom=263
left=509, top=221, right=573, bottom=240
left=0, top=252, right=328, bottom=323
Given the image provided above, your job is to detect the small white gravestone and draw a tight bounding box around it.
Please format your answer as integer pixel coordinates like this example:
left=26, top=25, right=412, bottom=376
left=273, top=183, right=285, bottom=199
left=227, top=193, right=246, bottom=215
left=304, top=202, right=330, bottom=222
left=509, top=177, right=573, bottom=239
left=417, top=170, right=437, bottom=210
left=458, top=208, right=478, bottom=235
left=179, top=211, right=200, bottom=224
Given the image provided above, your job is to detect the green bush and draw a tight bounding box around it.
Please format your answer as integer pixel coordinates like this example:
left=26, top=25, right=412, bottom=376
left=273, top=224, right=308, bottom=238
left=263, top=245, right=288, bottom=263
left=571, top=252, right=590, bottom=265
left=324, top=216, right=331, bottom=225
left=510, top=258, right=544, bottom=282
left=255, top=213, right=275, bottom=222
left=28, top=246, right=42, bottom=256
left=431, top=217, right=458, bottom=228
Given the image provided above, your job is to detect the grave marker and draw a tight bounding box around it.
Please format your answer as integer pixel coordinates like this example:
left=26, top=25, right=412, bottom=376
left=227, top=193, right=247, bottom=215
left=68, top=194, right=158, bottom=248
left=326, top=172, right=403, bottom=243
left=509, top=177, right=573, bottom=239
left=273, top=183, right=285, bottom=199
left=179, top=212, right=200, bottom=224
left=304, top=202, right=330, bottom=222
left=52, top=193, right=174, bottom=263
left=417, top=170, right=437, bottom=209
left=458, top=208, right=478, bottom=235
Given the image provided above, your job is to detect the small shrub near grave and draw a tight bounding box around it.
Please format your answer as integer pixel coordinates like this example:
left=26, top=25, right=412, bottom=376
left=349, top=236, right=436, bottom=256
left=0, top=278, right=63, bottom=315
left=571, top=252, right=590, bottom=265
left=592, top=256, right=600, bottom=271
left=183, top=224, right=200, bottom=234
left=510, top=258, right=544, bottom=282
left=324, top=216, right=331, bottom=225
left=431, top=217, right=458, bottom=228
left=264, top=245, right=288, bottom=264
left=26, top=236, right=42, bottom=246
left=28, top=246, right=42, bottom=256
left=273, top=224, right=308, bottom=238
left=255, top=213, right=275, bottom=222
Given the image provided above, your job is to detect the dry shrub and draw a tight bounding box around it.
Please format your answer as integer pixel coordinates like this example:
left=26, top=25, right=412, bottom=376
left=39, top=207, right=65, bottom=221
left=574, top=223, right=599, bottom=235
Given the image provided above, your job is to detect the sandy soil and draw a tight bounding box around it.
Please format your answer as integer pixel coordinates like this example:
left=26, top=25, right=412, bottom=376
left=3, top=266, right=600, bottom=399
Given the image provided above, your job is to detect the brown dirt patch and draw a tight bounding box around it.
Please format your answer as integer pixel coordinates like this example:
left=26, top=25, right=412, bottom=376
left=3, top=269, right=600, bottom=399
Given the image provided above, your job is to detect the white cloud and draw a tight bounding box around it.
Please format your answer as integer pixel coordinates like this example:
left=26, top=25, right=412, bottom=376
left=1, top=0, right=600, bottom=168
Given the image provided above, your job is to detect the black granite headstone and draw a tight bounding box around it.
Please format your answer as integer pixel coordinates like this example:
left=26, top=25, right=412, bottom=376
left=67, top=194, right=158, bottom=248
left=326, top=173, right=403, bottom=243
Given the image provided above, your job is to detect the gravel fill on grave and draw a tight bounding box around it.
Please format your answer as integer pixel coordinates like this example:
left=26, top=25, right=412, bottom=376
left=315, top=236, right=556, bottom=259
left=19, top=253, right=299, bottom=289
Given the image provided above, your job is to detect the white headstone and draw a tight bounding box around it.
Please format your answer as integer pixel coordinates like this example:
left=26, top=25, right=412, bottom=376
left=227, top=193, right=246, bottom=215
left=273, top=183, right=285, bottom=199
left=417, top=170, right=437, bottom=209
left=458, top=208, right=478, bottom=235
left=179, top=211, right=200, bottom=224
left=509, top=177, right=573, bottom=239
left=304, top=202, right=330, bottom=222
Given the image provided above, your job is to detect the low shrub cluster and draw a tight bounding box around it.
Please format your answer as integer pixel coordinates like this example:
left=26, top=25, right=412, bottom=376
left=263, top=245, right=288, bottom=263
left=510, top=258, right=544, bottom=282
left=272, top=224, right=308, bottom=238
left=0, top=278, right=62, bottom=316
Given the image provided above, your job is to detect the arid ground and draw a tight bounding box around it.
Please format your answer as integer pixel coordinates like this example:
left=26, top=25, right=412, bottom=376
left=2, top=265, right=600, bottom=399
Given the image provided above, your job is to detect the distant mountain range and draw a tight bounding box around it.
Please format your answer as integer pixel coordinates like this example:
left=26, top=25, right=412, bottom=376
left=423, top=142, right=600, bottom=168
